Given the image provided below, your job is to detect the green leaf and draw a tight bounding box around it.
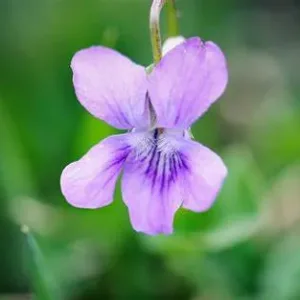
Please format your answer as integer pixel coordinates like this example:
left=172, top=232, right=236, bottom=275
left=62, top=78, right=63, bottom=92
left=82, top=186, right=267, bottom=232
left=259, top=234, right=300, bottom=300
left=22, top=226, right=61, bottom=300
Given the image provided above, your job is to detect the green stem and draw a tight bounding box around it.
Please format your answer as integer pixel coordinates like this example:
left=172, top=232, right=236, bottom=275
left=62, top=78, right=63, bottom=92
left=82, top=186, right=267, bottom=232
left=166, top=0, right=179, bottom=37
left=150, top=0, right=166, bottom=64
left=150, top=0, right=180, bottom=64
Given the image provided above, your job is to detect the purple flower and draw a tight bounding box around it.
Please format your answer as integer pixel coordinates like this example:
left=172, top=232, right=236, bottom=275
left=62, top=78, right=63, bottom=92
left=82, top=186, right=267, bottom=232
left=60, top=37, right=228, bottom=235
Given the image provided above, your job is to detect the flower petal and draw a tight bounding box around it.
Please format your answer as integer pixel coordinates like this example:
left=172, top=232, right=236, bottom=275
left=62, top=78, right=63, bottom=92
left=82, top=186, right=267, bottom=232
left=180, top=140, right=227, bottom=212
left=148, top=37, right=228, bottom=129
left=121, top=131, right=184, bottom=235
left=61, top=134, right=131, bottom=208
left=121, top=130, right=226, bottom=234
left=71, top=46, right=148, bottom=129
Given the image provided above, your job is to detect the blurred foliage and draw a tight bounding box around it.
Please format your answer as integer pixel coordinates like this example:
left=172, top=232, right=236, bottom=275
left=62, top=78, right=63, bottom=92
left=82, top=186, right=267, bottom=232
left=0, top=0, right=300, bottom=299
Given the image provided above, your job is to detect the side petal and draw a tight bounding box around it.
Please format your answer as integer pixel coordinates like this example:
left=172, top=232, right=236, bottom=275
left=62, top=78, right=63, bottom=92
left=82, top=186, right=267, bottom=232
left=121, top=132, right=184, bottom=235
left=60, top=134, right=131, bottom=209
left=148, top=37, right=228, bottom=129
left=71, top=46, right=148, bottom=129
left=180, top=140, right=227, bottom=212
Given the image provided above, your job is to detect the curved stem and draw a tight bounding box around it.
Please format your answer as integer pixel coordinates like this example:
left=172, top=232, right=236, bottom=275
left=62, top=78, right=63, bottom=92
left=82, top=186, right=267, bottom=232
left=166, top=0, right=179, bottom=37
left=150, top=0, right=180, bottom=64
left=150, top=0, right=166, bottom=64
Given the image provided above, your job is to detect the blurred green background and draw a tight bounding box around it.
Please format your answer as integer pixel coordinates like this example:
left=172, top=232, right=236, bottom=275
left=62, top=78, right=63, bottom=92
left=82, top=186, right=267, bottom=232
left=1, top=0, right=300, bottom=299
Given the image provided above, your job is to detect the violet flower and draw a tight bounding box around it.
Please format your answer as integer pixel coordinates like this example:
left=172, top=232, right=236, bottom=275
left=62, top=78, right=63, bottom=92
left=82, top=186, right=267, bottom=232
left=61, top=37, right=228, bottom=235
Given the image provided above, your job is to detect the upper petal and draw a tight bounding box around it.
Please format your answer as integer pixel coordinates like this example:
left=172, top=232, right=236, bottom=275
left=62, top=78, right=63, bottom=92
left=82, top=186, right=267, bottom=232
left=60, top=134, right=131, bottom=209
left=71, top=46, right=148, bottom=129
left=180, top=139, right=227, bottom=212
left=148, top=37, right=228, bottom=129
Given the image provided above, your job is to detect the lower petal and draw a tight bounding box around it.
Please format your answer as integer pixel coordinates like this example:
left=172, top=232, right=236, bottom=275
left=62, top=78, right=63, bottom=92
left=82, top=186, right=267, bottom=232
left=121, top=132, right=184, bottom=235
left=122, top=167, right=183, bottom=235
left=180, top=140, right=227, bottom=212
left=60, top=134, right=130, bottom=209
left=121, top=130, right=227, bottom=235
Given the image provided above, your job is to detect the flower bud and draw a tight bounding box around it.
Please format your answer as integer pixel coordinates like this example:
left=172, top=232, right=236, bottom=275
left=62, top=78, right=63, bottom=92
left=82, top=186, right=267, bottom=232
left=162, top=36, right=185, bottom=55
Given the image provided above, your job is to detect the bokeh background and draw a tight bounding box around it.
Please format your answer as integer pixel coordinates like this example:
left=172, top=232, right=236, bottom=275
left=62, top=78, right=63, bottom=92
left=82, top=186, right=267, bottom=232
left=1, top=0, right=300, bottom=299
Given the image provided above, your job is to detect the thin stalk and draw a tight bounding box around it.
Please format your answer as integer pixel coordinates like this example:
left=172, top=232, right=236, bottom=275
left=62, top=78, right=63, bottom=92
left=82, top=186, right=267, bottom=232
left=150, top=0, right=166, bottom=64
left=150, top=0, right=180, bottom=64
left=166, top=0, right=179, bottom=37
